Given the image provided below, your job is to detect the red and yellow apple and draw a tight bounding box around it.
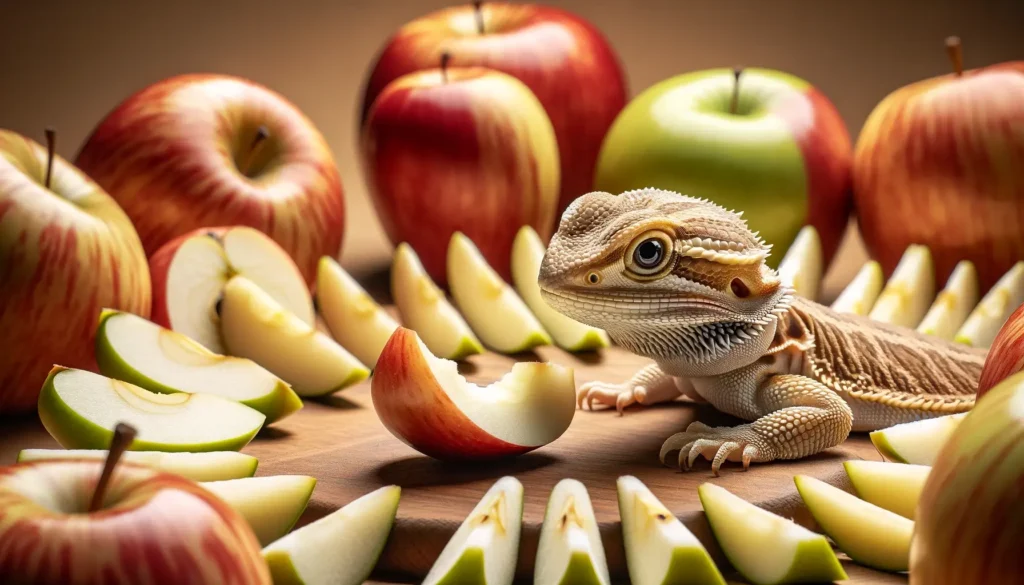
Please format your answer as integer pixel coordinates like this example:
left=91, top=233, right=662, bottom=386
left=74, top=73, right=345, bottom=284
left=977, top=301, right=1024, bottom=398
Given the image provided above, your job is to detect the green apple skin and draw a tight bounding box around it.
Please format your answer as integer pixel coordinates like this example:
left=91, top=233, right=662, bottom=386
left=559, top=552, right=606, bottom=585
left=201, top=475, right=316, bottom=547
left=429, top=549, right=486, bottom=585
left=661, top=548, right=728, bottom=585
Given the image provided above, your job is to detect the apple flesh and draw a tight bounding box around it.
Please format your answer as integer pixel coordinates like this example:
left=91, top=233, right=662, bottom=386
left=843, top=460, right=930, bottom=520
left=316, top=256, right=400, bottom=369
left=16, top=449, right=258, bottom=482
left=868, top=244, right=935, bottom=328
left=535, top=478, right=610, bottom=585
left=916, top=260, right=979, bottom=339
left=977, top=300, right=1024, bottom=397
left=830, top=260, right=884, bottom=315
left=200, top=475, right=316, bottom=547
left=869, top=413, right=967, bottom=465
left=776, top=225, right=823, bottom=301
left=954, top=260, right=1024, bottom=348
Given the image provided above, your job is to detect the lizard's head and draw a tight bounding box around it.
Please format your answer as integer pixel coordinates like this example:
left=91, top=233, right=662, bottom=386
left=538, top=188, right=793, bottom=368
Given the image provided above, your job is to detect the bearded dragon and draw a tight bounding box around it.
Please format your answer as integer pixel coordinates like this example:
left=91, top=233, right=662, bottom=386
left=537, top=188, right=985, bottom=475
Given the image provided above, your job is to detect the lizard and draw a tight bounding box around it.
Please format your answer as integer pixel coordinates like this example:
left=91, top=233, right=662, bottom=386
left=537, top=187, right=986, bottom=475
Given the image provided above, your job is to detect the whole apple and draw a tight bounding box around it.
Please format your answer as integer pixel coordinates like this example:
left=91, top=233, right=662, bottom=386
left=0, top=129, right=151, bottom=415
left=976, top=301, right=1024, bottom=398
left=74, top=73, right=345, bottom=284
left=360, top=1, right=626, bottom=216
left=595, top=67, right=853, bottom=268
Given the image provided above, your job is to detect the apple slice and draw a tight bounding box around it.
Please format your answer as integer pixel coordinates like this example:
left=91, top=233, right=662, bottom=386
left=37, top=366, right=266, bottom=452
left=220, top=276, right=370, bottom=397
left=511, top=226, right=611, bottom=352
left=95, top=309, right=302, bottom=424
left=391, top=243, right=483, bottom=361
left=794, top=475, right=913, bottom=573
left=697, top=483, right=847, bottom=585
left=843, top=460, right=930, bottom=520
left=447, top=232, right=552, bottom=354
left=263, top=485, right=401, bottom=585
left=916, top=260, right=979, bottom=339
left=16, top=449, right=257, bottom=481
left=776, top=225, right=823, bottom=302
left=617, top=476, right=725, bottom=585
left=535, top=478, right=610, bottom=585
left=422, top=477, right=523, bottom=585
left=317, top=256, right=401, bottom=369
left=372, top=327, right=575, bottom=460
left=830, top=261, right=884, bottom=315
left=869, top=413, right=968, bottom=465
left=955, top=260, right=1024, bottom=348
left=200, top=475, right=316, bottom=547
left=868, top=244, right=935, bottom=328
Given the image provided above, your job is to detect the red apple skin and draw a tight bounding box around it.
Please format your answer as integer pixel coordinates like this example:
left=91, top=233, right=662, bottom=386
left=976, top=301, right=1024, bottom=398
left=0, top=460, right=271, bottom=584
left=853, top=62, right=1024, bottom=290
left=74, top=73, right=344, bottom=284
left=360, top=2, right=627, bottom=217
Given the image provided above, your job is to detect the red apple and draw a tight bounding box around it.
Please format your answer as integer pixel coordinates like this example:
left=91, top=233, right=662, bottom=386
left=74, top=73, right=345, bottom=284
left=360, top=1, right=627, bottom=219
left=976, top=301, right=1024, bottom=398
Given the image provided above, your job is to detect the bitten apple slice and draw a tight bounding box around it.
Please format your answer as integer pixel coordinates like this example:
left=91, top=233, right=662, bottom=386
left=200, top=475, right=316, bottom=546
left=511, top=226, right=611, bottom=352
left=372, top=327, right=575, bottom=460
left=916, top=260, right=979, bottom=339
left=317, top=256, right=401, bottom=368
left=391, top=243, right=483, bottom=361
left=617, top=476, right=725, bottom=585
left=955, top=261, right=1024, bottom=348
left=96, top=309, right=302, bottom=424
left=16, top=449, right=257, bottom=481
left=830, top=261, right=884, bottom=315
left=263, top=485, right=401, bottom=585
left=697, top=483, right=847, bottom=585
left=37, top=367, right=266, bottom=451
left=422, top=477, right=523, bottom=585
left=535, top=479, right=610, bottom=585
left=869, top=413, right=968, bottom=465
left=843, top=460, right=930, bottom=519
left=794, top=475, right=913, bottom=573
left=447, top=232, right=552, bottom=354
left=220, top=276, right=369, bottom=397
left=777, top=225, right=823, bottom=302
left=868, top=244, right=935, bottom=328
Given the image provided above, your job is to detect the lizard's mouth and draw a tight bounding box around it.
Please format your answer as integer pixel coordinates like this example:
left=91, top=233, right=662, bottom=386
left=538, top=287, right=739, bottom=318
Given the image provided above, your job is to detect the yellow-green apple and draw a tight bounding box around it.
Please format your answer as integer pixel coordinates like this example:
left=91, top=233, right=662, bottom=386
left=853, top=37, right=1024, bottom=291
left=776, top=225, right=823, bottom=301
left=596, top=67, right=853, bottom=268
left=910, top=370, right=1024, bottom=584
left=977, top=300, right=1024, bottom=397
left=148, top=225, right=314, bottom=354
left=316, top=256, right=400, bottom=369
left=371, top=327, right=575, bottom=461
left=360, top=1, right=626, bottom=216
left=830, top=260, right=884, bottom=315
left=843, top=460, right=930, bottom=520
left=867, top=244, right=934, bottom=328
left=199, top=475, right=316, bottom=547
left=362, top=60, right=560, bottom=286
left=535, top=478, right=610, bottom=585
left=74, top=73, right=345, bottom=284
left=954, top=260, right=1024, bottom=348
left=916, top=260, right=978, bottom=339
left=17, top=449, right=258, bottom=482
left=869, top=413, right=968, bottom=465
left=0, top=129, right=151, bottom=414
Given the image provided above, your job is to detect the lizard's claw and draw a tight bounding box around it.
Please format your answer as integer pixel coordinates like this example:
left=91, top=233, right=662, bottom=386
left=576, top=381, right=647, bottom=415
left=659, top=422, right=769, bottom=476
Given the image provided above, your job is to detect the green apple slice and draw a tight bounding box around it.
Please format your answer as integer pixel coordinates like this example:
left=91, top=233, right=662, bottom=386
left=830, top=261, right=884, bottom=316
left=794, top=475, right=912, bottom=573
left=776, top=225, right=823, bottom=302
left=955, top=260, right=1024, bottom=348
left=220, top=275, right=369, bottom=397
left=869, top=413, right=967, bottom=465
left=697, top=482, right=846, bottom=585
left=391, top=243, right=483, bottom=361
left=447, top=232, right=551, bottom=354
left=200, top=475, right=316, bottom=546
left=916, top=260, right=979, bottom=339
left=843, top=460, right=930, bottom=520
left=868, top=244, right=935, bottom=328
left=317, top=256, right=401, bottom=368
left=16, top=449, right=257, bottom=481
left=423, top=476, right=524, bottom=585
left=535, top=478, right=610, bottom=585
left=617, top=476, right=725, bottom=585
left=511, top=226, right=610, bottom=352
left=95, top=309, right=302, bottom=424
left=37, top=366, right=266, bottom=452
left=263, top=485, right=401, bottom=585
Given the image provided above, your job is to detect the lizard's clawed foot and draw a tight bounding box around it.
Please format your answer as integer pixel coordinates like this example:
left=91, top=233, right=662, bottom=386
left=659, top=422, right=769, bottom=476
left=576, top=381, right=647, bottom=415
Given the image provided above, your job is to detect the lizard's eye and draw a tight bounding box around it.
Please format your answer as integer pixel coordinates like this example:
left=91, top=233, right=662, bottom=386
left=625, top=230, right=674, bottom=277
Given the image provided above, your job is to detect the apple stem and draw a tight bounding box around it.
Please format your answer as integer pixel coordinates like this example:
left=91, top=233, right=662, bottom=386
left=88, top=422, right=137, bottom=513
left=43, top=127, right=56, bottom=190
left=945, top=36, right=963, bottom=77
left=473, top=1, right=484, bottom=34
left=440, top=51, right=452, bottom=83
left=240, top=126, right=270, bottom=177
left=729, top=67, right=743, bottom=115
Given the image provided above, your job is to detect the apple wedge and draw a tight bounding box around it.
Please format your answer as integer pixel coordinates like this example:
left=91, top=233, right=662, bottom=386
left=916, top=260, right=979, bottom=339
left=794, top=475, right=913, bottom=573
left=535, top=479, right=610, bottom=585
left=447, top=232, right=552, bottom=354
left=776, top=225, right=823, bottom=302
left=955, top=260, right=1024, bottom=348
left=869, top=413, right=968, bottom=465
left=263, top=485, right=401, bottom=585
left=830, top=261, right=884, bottom=315
left=200, top=475, right=316, bottom=547
left=317, top=256, right=401, bottom=368
left=422, top=477, right=523, bottom=585
left=697, top=483, right=847, bottom=585
left=37, top=366, right=266, bottom=452
left=617, top=476, right=725, bottom=585
left=371, top=327, right=575, bottom=460
left=95, top=309, right=302, bottom=424
left=16, top=449, right=257, bottom=481
left=868, top=244, right=935, bottom=328
left=391, top=243, right=483, bottom=361
left=220, top=276, right=369, bottom=397
left=843, top=460, right=930, bottom=520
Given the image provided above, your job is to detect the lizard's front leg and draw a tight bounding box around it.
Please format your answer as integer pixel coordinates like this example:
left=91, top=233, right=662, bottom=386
left=577, top=363, right=686, bottom=414
left=660, top=374, right=853, bottom=475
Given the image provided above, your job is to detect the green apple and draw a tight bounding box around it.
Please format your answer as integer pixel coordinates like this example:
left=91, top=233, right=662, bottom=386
left=511, top=226, right=610, bottom=352
left=535, top=478, right=610, bottom=585
left=616, top=476, right=725, bottom=585
left=37, top=366, right=266, bottom=451
left=200, top=475, right=316, bottom=547
left=916, top=260, right=979, bottom=339
left=843, top=460, right=929, bottom=520
left=95, top=309, right=302, bottom=424
left=955, top=260, right=1024, bottom=348
left=794, top=475, right=912, bottom=573
left=696, top=482, right=847, bottom=585
left=316, top=256, right=401, bottom=369
left=830, top=260, right=884, bottom=316
left=869, top=413, right=967, bottom=465
left=16, top=449, right=257, bottom=481
left=422, top=476, right=524, bottom=585
left=220, top=276, right=369, bottom=397
left=868, top=244, right=935, bottom=328
left=776, top=225, right=823, bottom=301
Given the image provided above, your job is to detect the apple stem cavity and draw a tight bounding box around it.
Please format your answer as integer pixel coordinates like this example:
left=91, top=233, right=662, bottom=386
left=240, top=125, right=270, bottom=177
left=440, top=51, right=452, bottom=84
left=729, top=67, right=743, bottom=115
left=43, top=127, right=56, bottom=190
left=473, top=1, right=484, bottom=34
left=88, top=422, right=138, bottom=513
left=945, top=36, right=964, bottom=77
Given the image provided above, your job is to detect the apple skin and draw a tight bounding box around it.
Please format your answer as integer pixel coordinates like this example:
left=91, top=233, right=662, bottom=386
left=0, top=129, right=151, bottom=415
left=360, top=1, right=626, bottom=216
left=74, top=73, right=345, bottom=284
left=976, top=301, right=1024, bottom=398
left=853, top=62, right=1024, bottom=290
left=0, top=459, right=271, bottom=584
